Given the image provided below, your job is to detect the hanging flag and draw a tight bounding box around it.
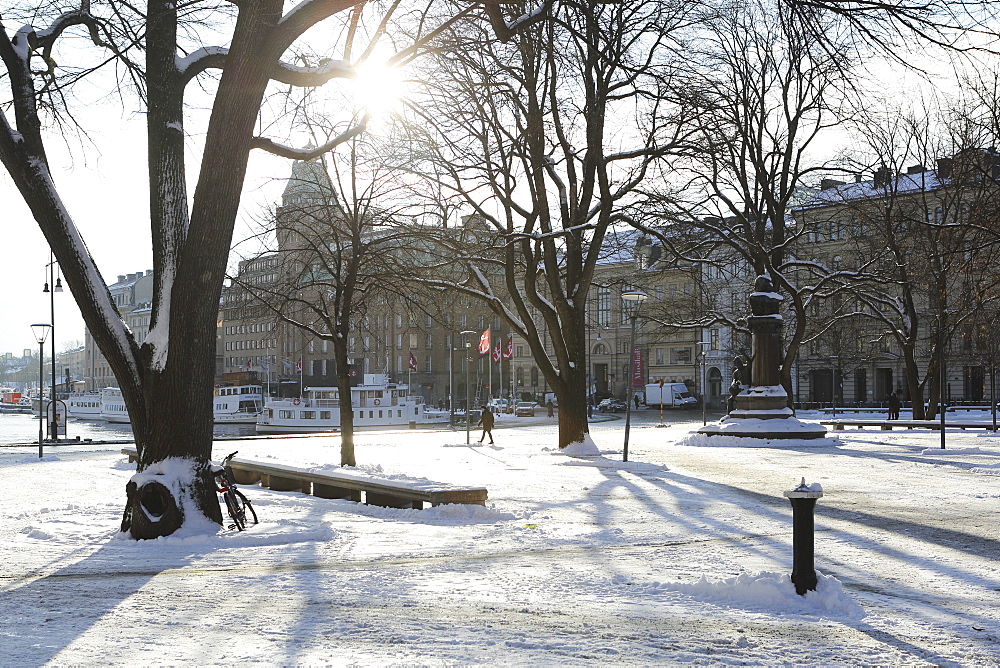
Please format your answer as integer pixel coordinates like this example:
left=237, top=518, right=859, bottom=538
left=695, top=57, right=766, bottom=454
left=503, top=337, right=513, bottom=360
left=408, top=351, right=418, bottom=370
left=260, top=360, right=269, bottom=374
left=245, top=359, right=252, bottom=372
left=295, top=357, right=302, bottom=373
left=492, top=341, right=501, bottom=363
left=477, top=329, right=491, bottom=356
left=631, top=346, right=644, bottom=387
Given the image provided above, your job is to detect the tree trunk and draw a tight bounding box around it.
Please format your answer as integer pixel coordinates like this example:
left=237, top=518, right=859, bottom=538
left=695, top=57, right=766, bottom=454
left=335, top=338, right=357, bottom=467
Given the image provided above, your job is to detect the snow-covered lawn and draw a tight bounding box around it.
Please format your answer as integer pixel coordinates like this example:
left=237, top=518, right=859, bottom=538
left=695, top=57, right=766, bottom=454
left=2, top=414, right=999, bottom=665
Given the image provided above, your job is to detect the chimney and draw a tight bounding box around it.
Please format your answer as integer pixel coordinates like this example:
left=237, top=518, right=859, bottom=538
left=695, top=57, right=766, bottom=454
left=937, top=157, right=953, bottom=179
left=854, top=174, right=862, bottom=183
left=906, top=164, right=925, bottom=175
left=117, top=275, right=126, bottom=283
left=820, top=179, right=846, bottom=191
left=873, top=166, right=891, bottom=188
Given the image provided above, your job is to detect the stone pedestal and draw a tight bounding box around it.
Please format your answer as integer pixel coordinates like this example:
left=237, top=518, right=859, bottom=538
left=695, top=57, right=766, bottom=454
left=699, top=275, right=827, bottom=440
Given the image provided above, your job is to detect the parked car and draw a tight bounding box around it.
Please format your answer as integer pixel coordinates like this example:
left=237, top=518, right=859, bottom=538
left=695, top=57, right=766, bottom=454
left=514, top=401, right=536, bottom=417
left=598, top=398, right=626, bottom=413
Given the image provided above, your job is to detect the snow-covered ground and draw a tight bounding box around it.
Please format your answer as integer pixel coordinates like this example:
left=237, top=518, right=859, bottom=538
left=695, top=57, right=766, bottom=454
left=2, top=410, right=999, bottom=665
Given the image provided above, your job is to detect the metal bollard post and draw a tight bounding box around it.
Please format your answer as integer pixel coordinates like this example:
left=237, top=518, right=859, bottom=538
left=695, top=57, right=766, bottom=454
left=783, top=477, right=824, bottom=596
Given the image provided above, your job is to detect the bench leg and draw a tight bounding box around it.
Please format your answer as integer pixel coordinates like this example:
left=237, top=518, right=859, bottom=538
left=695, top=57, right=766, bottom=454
left=230, top=469, right=261, bottom=485
left=833, top=424, right=844, bottom=431
left=268, top=474, right=310, bottom=494
left=313, top=483, right=362, bottom=502
left=881, top=425, right=892, bottom=430
left=365, top=491, right=422, bottom=509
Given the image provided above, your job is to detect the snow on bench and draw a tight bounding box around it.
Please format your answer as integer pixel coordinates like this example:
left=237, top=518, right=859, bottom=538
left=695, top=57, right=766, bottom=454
left=121, top=448, right=488, bottom=509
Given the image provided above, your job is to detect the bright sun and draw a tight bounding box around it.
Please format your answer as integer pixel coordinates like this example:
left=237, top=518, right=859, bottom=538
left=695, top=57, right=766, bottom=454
left=351, top=59, right=406, bottom=115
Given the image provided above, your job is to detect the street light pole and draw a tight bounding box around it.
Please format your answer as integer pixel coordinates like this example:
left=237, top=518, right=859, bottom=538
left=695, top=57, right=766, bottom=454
left=43, top=252, right=63, bottom=441
left=31, top=323, right=51, bottom=459
left=829, top=356, right=839, bottom=420
left=460, top=330, right=476, bottom=444
left=699, top=341, right=712, bottom=426
left=622, top=290, right=648, bottom=462
left=939, top=317, right=946, bottom=449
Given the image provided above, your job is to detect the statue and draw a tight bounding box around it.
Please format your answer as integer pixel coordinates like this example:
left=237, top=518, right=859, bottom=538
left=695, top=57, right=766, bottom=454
left=727, top=357, right=747, bottom=412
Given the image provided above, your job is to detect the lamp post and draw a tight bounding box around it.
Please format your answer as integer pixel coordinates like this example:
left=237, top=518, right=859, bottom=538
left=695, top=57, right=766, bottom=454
left=31, top=323, right=51, bottom=458
left=43, top=252, right=63, bottom=440
left=460, top=330, right=476, bottom=444
left=829, top=356, right=839, bottom=420
left=622, top=289, right=647, bottom=462
left=939, top=316, right=946, bottom=449
left=699, top=341, right=712, bottom=426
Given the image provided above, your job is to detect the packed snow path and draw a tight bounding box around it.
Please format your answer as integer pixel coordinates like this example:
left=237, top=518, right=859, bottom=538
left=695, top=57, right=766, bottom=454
left=2, top=412, right=998, bottom=665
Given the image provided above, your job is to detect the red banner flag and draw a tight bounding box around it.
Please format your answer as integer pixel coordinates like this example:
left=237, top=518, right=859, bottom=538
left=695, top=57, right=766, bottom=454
left=295, top=357, right=302, bottom=373
left=492, top=341, right=502, bottom=363
left=477, top=329, right=491, bottom=356
left=408, top=351, right=418, bottom=370
left=631, top=346, right=644, bottom=387
left=503, top=337, right=513, bottom=360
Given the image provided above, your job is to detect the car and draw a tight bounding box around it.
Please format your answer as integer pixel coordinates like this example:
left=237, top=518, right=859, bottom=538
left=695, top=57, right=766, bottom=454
left=598, top=398, right=627, bottom=413
left=514, top=401, right=536, bottom=417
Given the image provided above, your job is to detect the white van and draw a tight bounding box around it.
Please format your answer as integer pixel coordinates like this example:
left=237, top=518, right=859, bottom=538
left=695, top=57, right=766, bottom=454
left=644, top=382, right=697, bottom=408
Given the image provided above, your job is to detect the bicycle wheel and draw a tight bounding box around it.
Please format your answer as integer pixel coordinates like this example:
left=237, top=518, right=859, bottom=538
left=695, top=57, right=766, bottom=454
left=234, top=489, right=258, bottom=527
left=224, top=490, right=246, bottom=531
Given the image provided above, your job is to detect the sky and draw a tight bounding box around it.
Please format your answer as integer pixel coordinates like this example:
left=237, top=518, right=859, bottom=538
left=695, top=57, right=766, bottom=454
left=1, top=408, right=999, bottom=664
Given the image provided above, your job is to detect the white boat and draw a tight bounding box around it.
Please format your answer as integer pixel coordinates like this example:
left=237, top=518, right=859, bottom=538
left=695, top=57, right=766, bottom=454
left=66, top=391, right=103, bottom=419
left=100, top=387, right=130, bottom=423
left=256, top=374, right=450, bottom=434
left=214, top=384, right=264, bottom=423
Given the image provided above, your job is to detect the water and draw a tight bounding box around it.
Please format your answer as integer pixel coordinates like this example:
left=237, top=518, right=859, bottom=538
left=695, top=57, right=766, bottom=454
left=0, top=412, right=258, bottom=445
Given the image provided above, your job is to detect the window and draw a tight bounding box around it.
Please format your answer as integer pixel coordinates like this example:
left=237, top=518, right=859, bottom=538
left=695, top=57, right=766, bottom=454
left=425, top=355, right=432, bottom=373
left=478, top=315, right=485, bottom=329
left=396, top=334, right=403, bottom=350
left=597, top=286, right=612, bottom=326
left=409, top=333, right=418, bottom=349
left=516, top=345, right=524, bottom=357
left=425, top=333, right=433, bottom=349
left=395, top=314, right=403, bottom=328
left=670, top=348, right=692, bottom=364
left=425, top=315, right=433, bottom=328
left=459, top=314, right=467, bottom=328
left=655, top=348, right=665, bottom=365
left=710, top=328, right=720, bottom=350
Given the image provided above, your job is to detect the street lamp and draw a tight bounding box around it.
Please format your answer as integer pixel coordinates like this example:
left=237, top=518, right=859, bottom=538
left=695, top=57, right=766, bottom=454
left=829, top=356, right=839, bottom=420
left=460, top=330, right=476, bottom=444
left=43, top=252, right=63, bottom=440
left=622, top=289, right=647, bottom=462
left=699, top=341, right=712, bottom=426
left=31, top=323, right=51, bottom=458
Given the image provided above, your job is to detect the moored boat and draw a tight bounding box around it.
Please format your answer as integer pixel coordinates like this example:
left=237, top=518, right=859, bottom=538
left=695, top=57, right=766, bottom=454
left=256, top=374, right=450, bottom=434
left=100, top=387, right=130, bottom=423
left=214, top=384, right=264, bottom=423
left=66, top=391, right=102, bottom=419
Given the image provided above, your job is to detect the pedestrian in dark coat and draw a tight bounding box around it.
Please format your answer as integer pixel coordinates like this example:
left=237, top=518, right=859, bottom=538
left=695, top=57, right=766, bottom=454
left=477, top=406, right=495, bottom=444
left=887, top=392, right=901, bottom=420
left=546, top=400, right=554, bottom=417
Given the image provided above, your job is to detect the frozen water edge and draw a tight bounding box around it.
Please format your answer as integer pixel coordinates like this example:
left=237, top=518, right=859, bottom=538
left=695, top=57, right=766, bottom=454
left=1, top=419, right=999, bottom=665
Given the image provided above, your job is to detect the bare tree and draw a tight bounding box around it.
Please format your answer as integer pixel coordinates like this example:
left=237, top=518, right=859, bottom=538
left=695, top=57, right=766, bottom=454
left=0, top=0, right=537, bottom=538
left=405, top=1, right=692, bottom=449
left=235, top=128, right=423, bottom=466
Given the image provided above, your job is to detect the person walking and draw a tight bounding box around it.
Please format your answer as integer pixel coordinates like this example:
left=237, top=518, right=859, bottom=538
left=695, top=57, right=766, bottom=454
left=477, top=405, right=495, bottom=444
left=887, top=391, right=901, bottom=420
left=546, top=399, right=554, bottom=417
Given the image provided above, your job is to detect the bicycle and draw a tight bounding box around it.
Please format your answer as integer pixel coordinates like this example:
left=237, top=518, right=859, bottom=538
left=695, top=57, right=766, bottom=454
left=213, top=451, right=258, bottom=531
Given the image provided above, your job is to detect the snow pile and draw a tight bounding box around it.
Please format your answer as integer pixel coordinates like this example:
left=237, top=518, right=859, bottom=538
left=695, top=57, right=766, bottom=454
left=919, top=447, right=984, bottom=455
left=616, top=570, right=864, bottom=619
left=679, top=431, right=837, bottom=448
left=558, top=434, right=601, bottom=456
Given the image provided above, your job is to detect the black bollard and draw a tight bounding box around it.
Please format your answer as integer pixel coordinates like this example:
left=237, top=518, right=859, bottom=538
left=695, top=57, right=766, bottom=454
left=783, top=477, right=824, bottom=596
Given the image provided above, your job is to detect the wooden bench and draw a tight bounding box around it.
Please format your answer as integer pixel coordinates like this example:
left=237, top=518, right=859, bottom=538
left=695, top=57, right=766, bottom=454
left=819, top=419, right=995, bottom=432
left=121, top=448, right=488, bottom=510
left=946, top=406, right=995, bottom=412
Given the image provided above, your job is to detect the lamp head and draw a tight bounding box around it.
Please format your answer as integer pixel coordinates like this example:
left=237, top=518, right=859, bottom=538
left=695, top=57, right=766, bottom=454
left=54, top=277, right=63, bottom=293
left=621, top=289, right=648, bottom=318
left=31, top=323, right=52, bottom=344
